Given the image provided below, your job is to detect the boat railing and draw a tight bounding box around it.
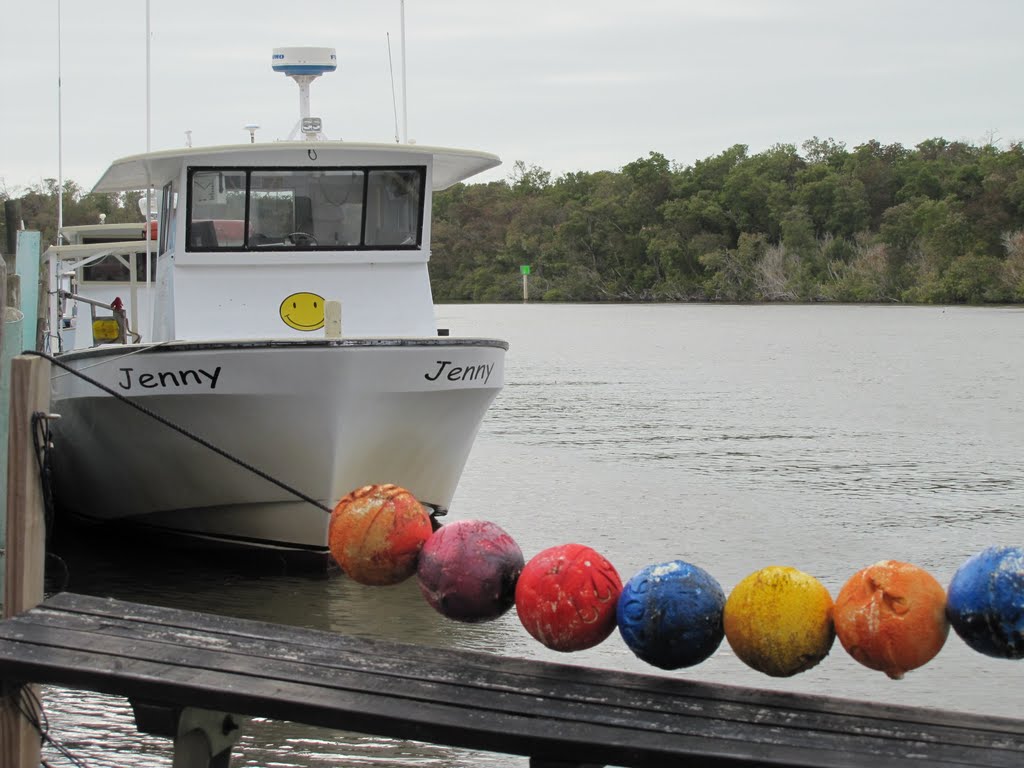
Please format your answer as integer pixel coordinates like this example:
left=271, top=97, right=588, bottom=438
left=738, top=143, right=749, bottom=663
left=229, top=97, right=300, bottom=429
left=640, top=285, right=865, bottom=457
left=58, top=290, right=140, bottom=344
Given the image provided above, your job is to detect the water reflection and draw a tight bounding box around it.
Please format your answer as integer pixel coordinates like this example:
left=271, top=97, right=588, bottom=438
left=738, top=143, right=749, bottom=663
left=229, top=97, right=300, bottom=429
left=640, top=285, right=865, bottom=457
left=45, top=532, right=524, bottom=768
left=40, top=304, right=1024, bottom=768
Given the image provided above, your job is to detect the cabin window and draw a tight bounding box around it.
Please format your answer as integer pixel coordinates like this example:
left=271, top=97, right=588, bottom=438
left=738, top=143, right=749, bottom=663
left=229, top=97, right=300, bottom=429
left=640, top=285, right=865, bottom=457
left=158, top=181, right=176, bottom=255
left=365, top=170, right=421, bottom=246
left=189, top=170, right=247, bottom=248
left=185, top=166, right=425, bottom=252
left=81, top=253, right=158, bottom=283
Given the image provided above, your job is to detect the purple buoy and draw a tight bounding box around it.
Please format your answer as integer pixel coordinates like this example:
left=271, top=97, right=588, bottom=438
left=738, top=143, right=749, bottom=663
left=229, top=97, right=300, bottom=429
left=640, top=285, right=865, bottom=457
left=947, top=545, right=1024, bottom=659
left=416, top=520, right=524, bottom=623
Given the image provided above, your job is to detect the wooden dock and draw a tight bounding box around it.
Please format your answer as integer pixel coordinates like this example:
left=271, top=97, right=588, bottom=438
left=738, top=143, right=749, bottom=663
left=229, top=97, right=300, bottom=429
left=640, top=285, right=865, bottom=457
left=1, top=591, right=1023, bottom=768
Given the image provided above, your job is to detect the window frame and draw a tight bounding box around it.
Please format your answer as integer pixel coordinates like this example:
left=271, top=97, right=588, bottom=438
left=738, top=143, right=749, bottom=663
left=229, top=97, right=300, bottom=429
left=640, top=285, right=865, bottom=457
left=184, top=165, right=426, bottom=253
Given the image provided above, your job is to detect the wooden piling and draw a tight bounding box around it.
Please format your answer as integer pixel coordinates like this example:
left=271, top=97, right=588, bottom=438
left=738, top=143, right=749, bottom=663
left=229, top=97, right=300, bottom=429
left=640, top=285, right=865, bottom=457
left=1, top=354, right=51, bottom=768
left=3, top=200, right=21, bottom=265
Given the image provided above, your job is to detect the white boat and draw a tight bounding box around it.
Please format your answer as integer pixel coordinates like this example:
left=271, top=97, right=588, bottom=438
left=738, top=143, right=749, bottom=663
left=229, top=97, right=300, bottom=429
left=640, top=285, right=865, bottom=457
left=43, top=47, right=506, bottom=562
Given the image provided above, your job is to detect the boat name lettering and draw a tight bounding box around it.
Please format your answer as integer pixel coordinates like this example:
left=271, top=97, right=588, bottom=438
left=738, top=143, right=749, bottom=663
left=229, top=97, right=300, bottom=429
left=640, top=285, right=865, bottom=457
left=117, top=366, right=223, bottom=390
left=424, top=360, right=494, bottom=385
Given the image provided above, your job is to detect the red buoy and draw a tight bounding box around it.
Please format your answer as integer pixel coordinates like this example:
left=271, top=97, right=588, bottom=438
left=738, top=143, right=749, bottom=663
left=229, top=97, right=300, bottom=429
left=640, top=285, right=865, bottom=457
left=515, top=543, right=622, bottom=652
left=328, top=484, right=432, bottom=586
left=417, top=519, right=524, bottom=622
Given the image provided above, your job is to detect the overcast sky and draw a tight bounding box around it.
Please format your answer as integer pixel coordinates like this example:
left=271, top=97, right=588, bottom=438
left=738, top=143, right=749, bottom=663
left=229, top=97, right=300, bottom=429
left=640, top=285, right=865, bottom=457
left=2, top=0, right=1023, bottom=194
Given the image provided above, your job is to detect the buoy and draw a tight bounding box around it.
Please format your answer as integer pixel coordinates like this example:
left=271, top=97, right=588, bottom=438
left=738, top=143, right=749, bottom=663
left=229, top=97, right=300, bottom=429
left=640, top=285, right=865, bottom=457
left=515, top=543, right=622, bottom=652
left=416, top=519, right=524, bottom=622
left=724, top=566, right=834, bottom=677
left=328, top=484, right=432, bottom=586
left=833, top=560, right=948, bottom=679
left=947, top=545, right=1024, bottom=659
left=616, top=560, right=725, bottom=670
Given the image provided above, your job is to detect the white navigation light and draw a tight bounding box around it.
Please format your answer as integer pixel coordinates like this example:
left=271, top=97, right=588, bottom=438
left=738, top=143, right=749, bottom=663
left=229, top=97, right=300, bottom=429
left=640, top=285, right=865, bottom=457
left=272, top=46, right=337, bottom=141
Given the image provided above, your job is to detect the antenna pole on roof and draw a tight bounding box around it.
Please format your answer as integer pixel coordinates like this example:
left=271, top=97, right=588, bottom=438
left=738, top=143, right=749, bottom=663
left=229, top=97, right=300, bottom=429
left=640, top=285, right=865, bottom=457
left=272, top=47, right=337, bottom=141
left=400, top=0, right=408, bottom=143
left=145, top=0, right=151, bottom=155
left=387, top=34, right=399, bottom=143
left=56, top=0, right=63, bottom=245
left=143, top=0, right=153, bottom=341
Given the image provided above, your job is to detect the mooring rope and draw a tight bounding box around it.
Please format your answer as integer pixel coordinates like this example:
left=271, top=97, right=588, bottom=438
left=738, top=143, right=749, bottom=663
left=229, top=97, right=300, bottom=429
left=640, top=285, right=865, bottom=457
left=13, top=684, right=92, bottom=768
left=31, top=412, right=57, bottom=535
left=26, top=350, right=333, bottom=515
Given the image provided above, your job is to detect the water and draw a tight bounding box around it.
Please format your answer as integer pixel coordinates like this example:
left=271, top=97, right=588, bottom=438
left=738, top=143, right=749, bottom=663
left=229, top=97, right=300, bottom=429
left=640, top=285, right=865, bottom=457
left=42, top=303, right=1024, bottom=767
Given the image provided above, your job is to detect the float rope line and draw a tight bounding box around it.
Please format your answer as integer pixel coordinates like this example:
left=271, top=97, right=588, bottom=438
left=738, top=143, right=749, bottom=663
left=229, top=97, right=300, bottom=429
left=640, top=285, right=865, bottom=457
left=26, top=350, right=333, bottom=515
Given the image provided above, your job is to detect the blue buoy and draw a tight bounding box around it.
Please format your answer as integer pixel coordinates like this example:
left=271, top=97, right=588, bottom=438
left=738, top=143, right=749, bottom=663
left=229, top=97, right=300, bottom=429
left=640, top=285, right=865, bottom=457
left=946, top=546, right=1024, bottom=659
left=616, top=560, right=725, bottom=670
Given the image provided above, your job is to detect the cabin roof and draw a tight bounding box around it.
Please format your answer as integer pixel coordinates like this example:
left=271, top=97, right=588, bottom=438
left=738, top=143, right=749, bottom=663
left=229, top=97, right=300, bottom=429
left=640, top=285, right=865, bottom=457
left=91, top=141, right=501, bottom=194
left=45, top=240, right=150, bottom=261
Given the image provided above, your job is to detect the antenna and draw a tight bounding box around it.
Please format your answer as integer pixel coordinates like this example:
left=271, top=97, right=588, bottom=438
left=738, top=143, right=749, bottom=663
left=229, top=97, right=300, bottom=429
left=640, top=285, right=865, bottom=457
left=244, top=123, right=260, bottom=143
left=387, top=34, right=399, bottom=143
left=400, top=0, right=408, bottom=143
left=56, top=0, right=64, bottom=245
left=144, top=0, right=154, bottom=343
left=272, top=47, right=337, bottom=140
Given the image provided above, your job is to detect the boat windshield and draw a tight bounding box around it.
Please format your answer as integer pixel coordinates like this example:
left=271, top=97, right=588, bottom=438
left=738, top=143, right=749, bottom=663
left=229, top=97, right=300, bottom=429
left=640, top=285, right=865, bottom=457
left=185, top=166, right=425, bottom=251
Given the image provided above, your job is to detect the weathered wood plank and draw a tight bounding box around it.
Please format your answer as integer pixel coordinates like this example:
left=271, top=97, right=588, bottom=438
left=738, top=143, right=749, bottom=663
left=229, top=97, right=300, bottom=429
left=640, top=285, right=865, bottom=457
left=33, top=593, right=1024, bottom=741
left=1, top=593, right=1022, bottom=768
left=12, top=602, right=1024, bottom=758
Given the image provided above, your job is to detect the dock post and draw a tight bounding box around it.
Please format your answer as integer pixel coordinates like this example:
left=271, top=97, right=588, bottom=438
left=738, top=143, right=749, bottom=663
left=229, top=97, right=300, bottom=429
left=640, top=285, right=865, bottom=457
left=172, top=708, right=240, bottom=768
left=15, top=231, right=41, bottom=354
left=0, top=253, right=6, bottom=609
left=3, top=200, right=21, bottom=265
left=0, top=354, right=51, bottom=768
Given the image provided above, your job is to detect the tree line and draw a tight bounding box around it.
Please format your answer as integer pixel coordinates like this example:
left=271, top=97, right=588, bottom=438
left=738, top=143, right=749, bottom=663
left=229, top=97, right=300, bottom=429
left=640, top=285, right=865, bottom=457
left=431, top=138, right=1024, bottom=304
left=5, top=137, right=1024, bottom=303
left=1, top=178, right=147, bottom=256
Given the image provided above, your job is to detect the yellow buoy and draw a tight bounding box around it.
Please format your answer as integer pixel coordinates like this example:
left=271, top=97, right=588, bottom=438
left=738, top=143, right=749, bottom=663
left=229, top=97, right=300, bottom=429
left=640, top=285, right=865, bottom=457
left=724, top=565, right=835, bottom=677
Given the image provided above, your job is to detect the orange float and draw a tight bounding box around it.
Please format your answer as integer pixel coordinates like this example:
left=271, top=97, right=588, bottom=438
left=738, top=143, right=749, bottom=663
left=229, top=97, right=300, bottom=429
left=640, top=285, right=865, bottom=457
left=328, top=484, right=432, bottom=586
left=833, top=560, right=948, bottom=679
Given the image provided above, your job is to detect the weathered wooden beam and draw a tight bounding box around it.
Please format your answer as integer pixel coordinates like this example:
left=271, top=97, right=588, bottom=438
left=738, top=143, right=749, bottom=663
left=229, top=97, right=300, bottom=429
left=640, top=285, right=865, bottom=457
left=3, top=591, right=1024, bottom=768
left=0, top=354, right=51, bottom=768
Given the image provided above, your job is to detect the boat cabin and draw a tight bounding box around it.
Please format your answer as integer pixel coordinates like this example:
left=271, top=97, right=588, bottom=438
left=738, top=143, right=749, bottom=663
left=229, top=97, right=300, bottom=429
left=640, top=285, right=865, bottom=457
left=50, top=142, right=499, bottom=350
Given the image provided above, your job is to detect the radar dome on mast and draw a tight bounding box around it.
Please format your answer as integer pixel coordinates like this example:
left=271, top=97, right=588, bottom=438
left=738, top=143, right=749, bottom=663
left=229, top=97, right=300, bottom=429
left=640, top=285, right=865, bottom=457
left=272, top=46, right=337, bottom=141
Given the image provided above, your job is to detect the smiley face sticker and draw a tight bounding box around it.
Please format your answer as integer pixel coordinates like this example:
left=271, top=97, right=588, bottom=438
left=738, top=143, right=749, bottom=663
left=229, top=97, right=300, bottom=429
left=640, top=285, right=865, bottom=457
left=280, top=292, right=325, bottom=331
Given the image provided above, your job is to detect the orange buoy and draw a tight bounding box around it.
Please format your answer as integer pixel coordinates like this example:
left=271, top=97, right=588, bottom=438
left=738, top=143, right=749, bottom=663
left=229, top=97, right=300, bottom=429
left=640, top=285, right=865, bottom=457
left=515, top=543, right=622, bottom=652
left=834, top=560, right=948, bottom=679
left=328, top=484, right=432, bottom=586
left=724, top=566, right=835, bottom=677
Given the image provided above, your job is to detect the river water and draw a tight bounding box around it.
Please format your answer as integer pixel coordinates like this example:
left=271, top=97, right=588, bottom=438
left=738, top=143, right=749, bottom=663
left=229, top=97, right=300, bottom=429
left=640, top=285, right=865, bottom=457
left=41, top=303, right=1024, bottom=767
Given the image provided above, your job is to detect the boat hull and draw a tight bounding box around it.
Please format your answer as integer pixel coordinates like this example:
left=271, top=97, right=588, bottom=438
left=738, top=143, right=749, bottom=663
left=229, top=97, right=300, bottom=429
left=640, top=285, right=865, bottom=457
left=49, top=338, right=506, bottom=556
